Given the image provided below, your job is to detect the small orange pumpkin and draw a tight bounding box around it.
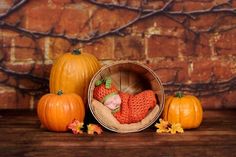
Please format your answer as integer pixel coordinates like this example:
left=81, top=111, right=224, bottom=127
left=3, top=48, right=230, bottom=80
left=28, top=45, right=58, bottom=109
left=162, top=92, right=203, bottom=129
left=37, top=90, right=85, bottom=132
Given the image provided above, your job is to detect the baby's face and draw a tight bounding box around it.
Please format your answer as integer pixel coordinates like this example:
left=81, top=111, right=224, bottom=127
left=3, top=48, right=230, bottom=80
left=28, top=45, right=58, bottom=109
left=104, top=94, right=121, bottom=110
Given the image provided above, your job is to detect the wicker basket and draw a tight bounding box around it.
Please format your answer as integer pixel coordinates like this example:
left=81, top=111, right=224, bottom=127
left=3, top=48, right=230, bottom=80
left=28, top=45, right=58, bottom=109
left=88, top=61, right=165, bottom=133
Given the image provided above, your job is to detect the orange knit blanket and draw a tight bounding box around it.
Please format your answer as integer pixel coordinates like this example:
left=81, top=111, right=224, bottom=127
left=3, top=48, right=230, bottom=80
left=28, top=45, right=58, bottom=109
left=114, top=90, right=156, bottom=124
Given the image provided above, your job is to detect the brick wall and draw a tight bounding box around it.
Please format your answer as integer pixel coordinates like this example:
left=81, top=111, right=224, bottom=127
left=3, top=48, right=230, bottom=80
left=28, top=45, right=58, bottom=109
left=0, top=0, right=236, bottom=109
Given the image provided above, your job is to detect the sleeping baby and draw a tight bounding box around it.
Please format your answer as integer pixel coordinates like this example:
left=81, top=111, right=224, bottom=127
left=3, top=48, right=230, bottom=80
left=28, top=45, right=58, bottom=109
left=93, top=78, right=156, bottom=124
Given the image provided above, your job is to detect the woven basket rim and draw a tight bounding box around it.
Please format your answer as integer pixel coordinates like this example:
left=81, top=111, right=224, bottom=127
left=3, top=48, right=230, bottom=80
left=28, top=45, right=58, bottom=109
left=88, top=61, right=165, bottom=133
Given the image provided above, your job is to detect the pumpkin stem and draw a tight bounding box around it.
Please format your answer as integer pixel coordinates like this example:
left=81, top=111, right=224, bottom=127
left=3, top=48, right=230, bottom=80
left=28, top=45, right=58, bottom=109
left=72, top=49, right=81, bottom=55
left=57, top=90, right=63, bottom=96
left=175, top=92, right=183, bottom=98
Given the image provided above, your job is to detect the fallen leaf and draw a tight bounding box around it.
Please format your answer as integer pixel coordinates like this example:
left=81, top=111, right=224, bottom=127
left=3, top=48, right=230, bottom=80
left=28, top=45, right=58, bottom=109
left=169, top=123, right=184, bottom=134
left=87, top=124, right=103, bottom=135
left=155, top=119, right=171, bottom=133
left=68, top=119, right=84, bottom=134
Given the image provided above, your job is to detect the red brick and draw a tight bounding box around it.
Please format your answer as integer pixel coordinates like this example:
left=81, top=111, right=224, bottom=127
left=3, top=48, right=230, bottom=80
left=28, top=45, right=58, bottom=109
left=0, top=83, right=40, bottom=109
left=1, top=29, right=19, bottom=38
left=212, top=60, right=233, bottom=80
left=33, top=96, right=41, bottom=109
left=217, top=15, right=236, bottom=27
left=117, top=10, right=138, bottom=26
left=124, top=1, right=141, bottom=7
left=222, top=90, right=236, bottom=108
left=177, top=66, right=189, bottom=82
left=0, top=47, right=11, bottom=61
left=196, top=34, right=211, bottom=57
left=3, top=62, right=34, bottom=73
left=172, top=1, right=221, bottom=12
left=195, top=44, right=211, bottom=57
left=36, top=37, right=64, bottom=60
left=147, top=35, right=179, bottom=58
left=142, top=1, right=164, bottom=10
left=133, top=18, right=155, bottom=33
left=36, top=38, right=48, bottom=58
left=14, top=48, right=37, bottom=61
left=0, top=71, right=8, bottom=82
left=14, top=36, right=35, bottom=48
left=31, top=63, right=52, bottom=78
left=91, top=8, right=136, bottom=33
left=23, top=6, right=62, bottom=32
left=92, top=8, right=119, bottom=33
left=0, top=0, right=12, bottom=13
left=215, top=31, right=236, bottom=49
left=200, top=95, right=223, bottom=109
left=0, top=87, right=17, bottom=109
left=191, top=59, right=235, bottom=82
left=55, top=6, right=90, bottom=38
left=182, top=39, right=210, bottom=57
left=215, top=29, right=236, bottom=55
left=114, top=36, right=145, bottom=60
left=154, top=69, right=177, bottom=83
left=182, top=41, right=195, bottom=56
left=162, top=28, right=185, bottom=38
left=233, top=0, right=236, bottom=7
left=4, top=11, right=23, bottom=24
left=2, top=31, right=18, bottom=48
left=52, top=0, right=71, bottom=5
left=190, top=59, right=213, bottom=83
left=155, top=16, right=183, bottom=28
left=182, top=1, right=213, bottom=11
left=148, top=59, right=189, bottom=82
left=23, top=0, right=49, bottom=8
left=82, top=37, right=114, bottom=60
left=16, top=92, right=31, bottom=109
left=5, top=76, right=17, bottom=87
left=217, top=49, right=236, bottom=55
left=189, top=14, right=220, bottom=30
left=19, top=78, right=41, bottom=90
left=134, top=16, right=182, bottom=33
left=181, top=30, right=198, bottom=56
left=48, top=38, right=71, bottom=60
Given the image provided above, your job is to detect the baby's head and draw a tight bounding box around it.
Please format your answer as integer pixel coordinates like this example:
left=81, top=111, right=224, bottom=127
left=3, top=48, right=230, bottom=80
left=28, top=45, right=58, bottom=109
left=104, top=94, right=121, bottom=111
left=93, top=78, right=121, bottom=112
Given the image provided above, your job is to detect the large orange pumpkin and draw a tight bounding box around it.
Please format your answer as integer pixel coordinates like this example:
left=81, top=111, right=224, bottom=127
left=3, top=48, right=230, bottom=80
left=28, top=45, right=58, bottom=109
left=49, top=49, right=101, bottom=104
left=162, top=92, right=203, bottom=129
left=37, top=90, right=85, bottom=132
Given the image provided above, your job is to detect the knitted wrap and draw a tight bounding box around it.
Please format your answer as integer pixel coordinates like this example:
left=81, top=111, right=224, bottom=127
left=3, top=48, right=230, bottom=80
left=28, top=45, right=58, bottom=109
left=114, top=90, right=156, bottom=124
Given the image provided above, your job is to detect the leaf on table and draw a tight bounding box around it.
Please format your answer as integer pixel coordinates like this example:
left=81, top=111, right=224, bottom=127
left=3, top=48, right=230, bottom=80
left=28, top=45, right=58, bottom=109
left=155, top=118, right=171, bottom=133
left=87, top=124, right=103, bottom=135
left=68, top=119, right=84, bottom=134
left=155, top=119, right=184, bottom=134
left=169, top=123, right=184, bottom=134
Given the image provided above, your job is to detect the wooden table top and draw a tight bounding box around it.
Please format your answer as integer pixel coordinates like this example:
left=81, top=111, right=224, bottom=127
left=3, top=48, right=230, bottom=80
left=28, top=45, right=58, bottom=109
left=0, top=110, right=235, bottom=157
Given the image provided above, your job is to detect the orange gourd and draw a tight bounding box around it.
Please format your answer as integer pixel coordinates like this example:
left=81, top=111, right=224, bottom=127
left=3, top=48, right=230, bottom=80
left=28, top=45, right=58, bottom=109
left=49, top=49, right=101, bottom=104
left=37, top=90, right=85, bottom=132
left=162, top=92, right=203, bottom=129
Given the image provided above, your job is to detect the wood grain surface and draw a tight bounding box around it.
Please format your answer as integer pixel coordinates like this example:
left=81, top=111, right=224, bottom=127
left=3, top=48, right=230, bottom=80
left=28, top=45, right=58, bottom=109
left=0, top=110, right=235, bottom=157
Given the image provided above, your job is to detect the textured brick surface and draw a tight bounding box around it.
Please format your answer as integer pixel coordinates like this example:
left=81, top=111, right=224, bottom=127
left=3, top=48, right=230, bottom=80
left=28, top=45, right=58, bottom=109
left=0, top=0, right=236, bottom=109
left=23, top=6, right=62, bottom=32
left=147, top=35, right=179, bottom=58
left=82, top=37, right=115, bottom=60
left=114, top=36, right=145, bottom=60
